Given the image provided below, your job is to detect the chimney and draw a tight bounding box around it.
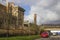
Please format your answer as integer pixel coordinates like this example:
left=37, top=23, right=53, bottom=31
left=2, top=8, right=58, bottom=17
left=34, top=14, right=37, bottom=26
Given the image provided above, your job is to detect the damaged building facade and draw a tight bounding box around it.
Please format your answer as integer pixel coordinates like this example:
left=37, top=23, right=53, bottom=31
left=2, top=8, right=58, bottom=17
left=0, top=2, right=25, bottom=29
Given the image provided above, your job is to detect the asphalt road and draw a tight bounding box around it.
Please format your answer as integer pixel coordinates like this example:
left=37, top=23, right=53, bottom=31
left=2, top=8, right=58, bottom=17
left=35, top=36, right=60, bottom=40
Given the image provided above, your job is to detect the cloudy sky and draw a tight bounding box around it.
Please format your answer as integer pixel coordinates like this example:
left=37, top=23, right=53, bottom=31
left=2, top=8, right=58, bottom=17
left=0, top=0, right=60, bottom=25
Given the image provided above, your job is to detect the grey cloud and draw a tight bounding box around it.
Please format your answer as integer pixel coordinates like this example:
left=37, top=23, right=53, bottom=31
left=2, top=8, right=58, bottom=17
left=24, top=0, right=60, bottom=25
left=1, top=0, right=60, bottom=24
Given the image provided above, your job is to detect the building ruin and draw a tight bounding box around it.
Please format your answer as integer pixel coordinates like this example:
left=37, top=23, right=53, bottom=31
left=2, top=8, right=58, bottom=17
left=0, top=2, right=25, bottom=29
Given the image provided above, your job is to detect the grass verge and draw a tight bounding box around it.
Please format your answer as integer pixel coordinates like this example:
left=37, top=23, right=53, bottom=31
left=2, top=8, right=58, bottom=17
left=0, top=35, right=40, bottom=40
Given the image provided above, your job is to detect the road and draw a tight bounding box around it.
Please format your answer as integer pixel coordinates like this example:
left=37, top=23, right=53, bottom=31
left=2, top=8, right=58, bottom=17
left=35, top=36, right=60, bottom=40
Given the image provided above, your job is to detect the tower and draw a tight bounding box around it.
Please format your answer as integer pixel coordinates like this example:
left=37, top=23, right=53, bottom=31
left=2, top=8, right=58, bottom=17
left=34, top=14, right=37, bottom=26
left=34, top=14, right=38, bottom=34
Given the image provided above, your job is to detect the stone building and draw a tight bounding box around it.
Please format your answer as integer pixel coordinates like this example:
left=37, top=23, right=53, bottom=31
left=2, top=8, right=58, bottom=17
left=0, top=3, right=25, bottom=29
left=0, top=3, right=7, bottom=29
left=40, top=24, right=60, bottom=31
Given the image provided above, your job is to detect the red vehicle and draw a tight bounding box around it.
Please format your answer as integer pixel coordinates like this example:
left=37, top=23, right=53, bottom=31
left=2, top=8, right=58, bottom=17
left=40, top=31, right=49, bottom=38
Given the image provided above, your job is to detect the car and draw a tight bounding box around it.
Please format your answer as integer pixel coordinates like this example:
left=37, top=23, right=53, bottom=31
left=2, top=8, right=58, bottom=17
left=40, top=31, right=49, bottom=38
left=57, top=32, right=60, bottom=35
left=52, top=32, right=57, bottom=36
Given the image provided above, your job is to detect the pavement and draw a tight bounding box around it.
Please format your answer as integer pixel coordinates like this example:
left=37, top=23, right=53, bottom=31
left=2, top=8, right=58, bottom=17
left=35, top=36, right=60, bottom=40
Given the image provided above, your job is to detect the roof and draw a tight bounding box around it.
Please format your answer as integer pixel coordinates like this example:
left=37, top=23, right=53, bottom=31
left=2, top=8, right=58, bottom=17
left=0, top=3, right=5, bottom=8
left=18, top=6, right=25, bottom=12
left=0, top=3, right=6, bottom=12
